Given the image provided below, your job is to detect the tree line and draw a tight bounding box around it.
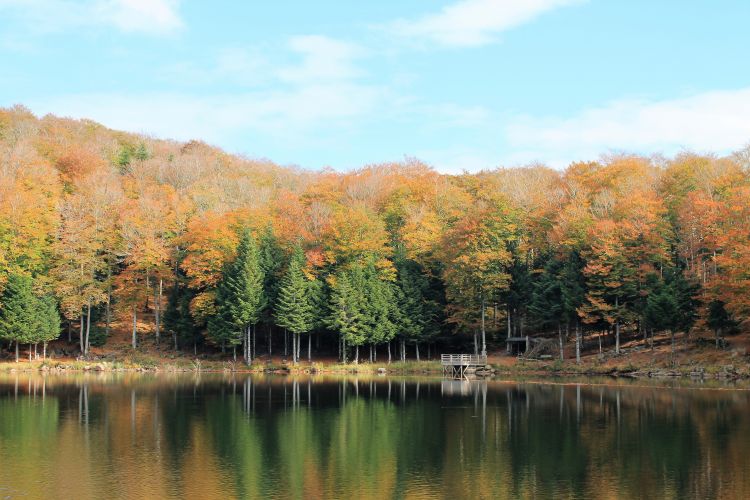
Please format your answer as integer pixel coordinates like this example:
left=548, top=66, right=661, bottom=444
left=0, top=106, right=748, bottom=363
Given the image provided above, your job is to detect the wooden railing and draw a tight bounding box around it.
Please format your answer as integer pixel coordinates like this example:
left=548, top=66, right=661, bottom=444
left=440, top=354, right=487, bottom=366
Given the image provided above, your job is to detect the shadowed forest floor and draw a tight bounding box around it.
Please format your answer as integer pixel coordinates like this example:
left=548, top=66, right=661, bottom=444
left=1, top=313, right=749, bottom=378
left=0, top=323, right=750, bottom=378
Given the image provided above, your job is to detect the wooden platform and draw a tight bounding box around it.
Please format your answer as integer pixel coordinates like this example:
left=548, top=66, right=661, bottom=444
left=441, top=354, right=488, bottom=378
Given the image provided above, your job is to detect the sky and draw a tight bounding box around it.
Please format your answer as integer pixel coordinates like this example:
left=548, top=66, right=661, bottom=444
left=2, top=0, right=750, bottom=173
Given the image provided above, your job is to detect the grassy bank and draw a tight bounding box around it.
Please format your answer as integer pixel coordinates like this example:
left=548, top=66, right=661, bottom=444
left=2, top=331, right=749, bottom=380
left=1, top=355, right=748, bottom=381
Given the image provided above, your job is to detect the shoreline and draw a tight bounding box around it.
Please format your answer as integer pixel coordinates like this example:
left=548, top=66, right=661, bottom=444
left=1, top=356, right=748, bottom=381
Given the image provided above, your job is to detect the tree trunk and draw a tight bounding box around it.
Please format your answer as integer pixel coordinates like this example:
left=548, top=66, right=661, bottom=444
left=154, top=279, right=162, bottom=346
left=233, top=345, right=237, bottom=362
left=558, top=324, right=564, bottom=361
left=650, top=328, right=655, bottom=350
left=79, top=308, right=84, bottom=353
left=296, top=334, right=301, bottom=365
left=291, top=333, right=296, bottom=364
left=716, top=328, right=721, bottom=349
left=506, top=306, right=512, bottom=353
left=473, top=332, right=478, bottom=355
left=68, top=321, right=72, bottom=343
left=105, top=287, right=111, bottom=337
left=244, top=326, right=249, bottom=365
left=28, top=343, right=32, bottom=361
left=15, top=341, right=19, bottom=363
left=614, top=297, right=620, bottom=355
left=284, top=329, right=288, bottom=357
left=43, top=342, right=47, bottom=360
left=355, top=344, right=359, bottom=364
left=268, top=324, right=272, bottom=357
left=416, top=343, right=420, bottom=362
left=575, top=323, right=581, bottom=364
left=387, top=342, right=391, bottom=364
left=615, top=321, right=620, bottom=355
left=369, top=344, right=373, bottom=363
left=480, top=297, right=487, bottom=357
left=85, top=300, right=91, bottom=356
left=308, top=334, right=311, bottom=362
left=132, top=308, right=137, bottom=349
left=342, top=337, right=347, bottom=364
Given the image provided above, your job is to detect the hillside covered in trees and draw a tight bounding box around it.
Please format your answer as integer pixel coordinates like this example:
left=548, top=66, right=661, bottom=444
left=0, top=105, right=748, bottom=364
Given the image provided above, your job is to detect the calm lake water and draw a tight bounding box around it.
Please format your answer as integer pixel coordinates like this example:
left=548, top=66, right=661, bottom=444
left=1, top=373, right=749, bottom=499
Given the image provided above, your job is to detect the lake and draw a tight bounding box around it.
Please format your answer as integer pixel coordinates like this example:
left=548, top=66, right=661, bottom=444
left=0, top=373, right=749, bottom=499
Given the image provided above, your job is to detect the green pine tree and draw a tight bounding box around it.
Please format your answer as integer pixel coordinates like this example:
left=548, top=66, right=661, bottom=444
left=34, top=295, right=61, bottom=358
left=258, top=224, right=284, bottom=352
left=644, top=284, right=680, bottom=360
left=326, top=267, right=366, bottom=363
left=393, top=254, right=440, bottom=361
left=275, top=244, right=314, bottom=364
left=209, top=229, right=266, bottom=362
left=164, top=270, right=201, bottom=353
left=707, top=299, right=738, bottom=349
left=0, top=273, right=36, bottom=361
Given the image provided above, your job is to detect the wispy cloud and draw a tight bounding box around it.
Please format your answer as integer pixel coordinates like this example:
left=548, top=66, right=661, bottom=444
left=504, top=88, right=750, bottom=167
left=0, top=0, right=183, bottom=35
left=386, top=0, right=582, bottom=48
left=279, top=35, right=365, bottom=84
left=27, top=36, right=383, bottom=157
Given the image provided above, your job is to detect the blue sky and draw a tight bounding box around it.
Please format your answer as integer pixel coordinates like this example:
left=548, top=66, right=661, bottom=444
left=2, top=0, right=750, bottom=172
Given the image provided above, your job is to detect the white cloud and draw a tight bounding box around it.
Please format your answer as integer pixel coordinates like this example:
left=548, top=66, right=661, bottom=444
left=95, top=0, right=183, bottom=34
left=159, top=47, right=269, bottom=87
left=29, top=84, right=383, bottom=146
left=504, top=88, right=750, bottom=167
left=22, top=33, right=383, bottom=161
left=159, top=36, right=365, bottom=89
left=0, top=0, right=183, bottom=35
left=278, top=35, right=365, bottom=83
left=387, top=0, right=582, bottom=48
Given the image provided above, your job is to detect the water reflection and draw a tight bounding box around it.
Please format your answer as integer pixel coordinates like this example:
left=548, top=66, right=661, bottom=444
left=0, top=373, right=749, bottom=499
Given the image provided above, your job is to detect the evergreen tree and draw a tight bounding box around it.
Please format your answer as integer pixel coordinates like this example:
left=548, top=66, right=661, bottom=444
left=307, top=276, right=327, bottom=332
left=134, top=142, right=149, bottom=161
left=362, top=261, right=399, bottom=361
left=394, top=256, right=438, bottom=361
left=505, top=249, right=534, bottom=337
left=707, top=300, right=738, bottom=349
left=34, top=295, right=61, bottom=358
left=0, top=273, right=36, bottom=361
left=326, top=267, right=366, bottom=363
left=164, top=276, right=201, bottom=353
left=275, top=245, right=314, bottom=364
left=258, top=225, right=284, bottom=353
left=528, top=258, right=563, bottom=332
left=644, top=283, right=680, bottom=359
left=208, top=229, right=265, bottom=362
left=668, top=269, right=700, bottom=334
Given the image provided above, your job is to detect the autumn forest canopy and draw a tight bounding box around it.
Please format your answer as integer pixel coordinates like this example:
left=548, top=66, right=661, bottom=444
left=0, top=105, right=749, bottom=363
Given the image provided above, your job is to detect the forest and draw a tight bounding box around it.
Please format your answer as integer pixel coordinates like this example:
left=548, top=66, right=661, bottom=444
left=0, top=104, right=748, bottom=364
